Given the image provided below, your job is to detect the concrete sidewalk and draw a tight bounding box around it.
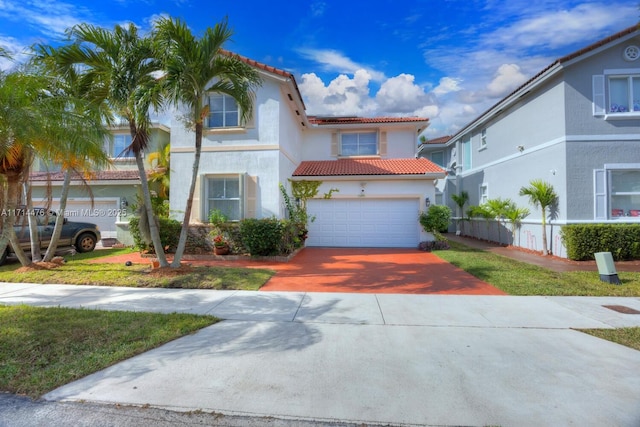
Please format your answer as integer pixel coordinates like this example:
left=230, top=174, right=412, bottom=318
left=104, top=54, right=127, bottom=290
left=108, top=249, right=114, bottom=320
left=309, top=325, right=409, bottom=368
left=2, top=282, right=640, bottom=426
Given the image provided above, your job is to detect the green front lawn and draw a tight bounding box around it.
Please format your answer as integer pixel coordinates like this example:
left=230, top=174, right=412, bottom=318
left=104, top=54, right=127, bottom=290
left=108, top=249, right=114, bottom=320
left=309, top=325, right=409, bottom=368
left=579, top=327, right=640, bottom=351
left=0, top=248, right=274, bottom=290
left=434, top=241, right=640, bottom=296
left=0, top=305, right=218, bottom=397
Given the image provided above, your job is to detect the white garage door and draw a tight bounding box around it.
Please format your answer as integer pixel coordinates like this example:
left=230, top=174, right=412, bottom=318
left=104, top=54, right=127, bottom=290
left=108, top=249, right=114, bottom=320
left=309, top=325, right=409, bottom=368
left=51, top=199, right=120, bottom=239
left=306, top=198, right=420, bottom=247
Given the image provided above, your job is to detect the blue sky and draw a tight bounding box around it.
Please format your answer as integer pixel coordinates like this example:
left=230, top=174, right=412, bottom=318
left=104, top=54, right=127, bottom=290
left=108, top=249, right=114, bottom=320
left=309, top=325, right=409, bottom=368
left=0, top=0, right=637, bottom=136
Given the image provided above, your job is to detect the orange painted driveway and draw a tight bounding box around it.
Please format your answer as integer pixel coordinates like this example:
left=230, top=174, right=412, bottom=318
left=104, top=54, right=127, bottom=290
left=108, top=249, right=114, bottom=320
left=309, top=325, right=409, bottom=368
left=94, top=247, right=504, bottom=295
left=255, top=248, right=505, bottom=294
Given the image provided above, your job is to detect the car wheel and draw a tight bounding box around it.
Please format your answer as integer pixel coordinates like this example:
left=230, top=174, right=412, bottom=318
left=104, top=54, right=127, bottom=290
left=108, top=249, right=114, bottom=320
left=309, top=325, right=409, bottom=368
left=0, top=248, right=7, bottom=265
left=76, top=233, right=97, bottom=253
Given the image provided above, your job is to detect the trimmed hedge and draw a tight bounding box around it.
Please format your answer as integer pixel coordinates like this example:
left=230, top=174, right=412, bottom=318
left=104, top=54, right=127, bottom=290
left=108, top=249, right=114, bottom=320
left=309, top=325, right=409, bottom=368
left=560, top=224, right=640, bottom=261
left=128, top=216, right=182, bottom=253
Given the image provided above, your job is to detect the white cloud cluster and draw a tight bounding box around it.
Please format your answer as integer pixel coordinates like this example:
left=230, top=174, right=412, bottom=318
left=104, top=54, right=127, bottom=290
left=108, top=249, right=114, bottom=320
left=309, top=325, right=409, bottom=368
left=297, top=1, right=636, bottom=137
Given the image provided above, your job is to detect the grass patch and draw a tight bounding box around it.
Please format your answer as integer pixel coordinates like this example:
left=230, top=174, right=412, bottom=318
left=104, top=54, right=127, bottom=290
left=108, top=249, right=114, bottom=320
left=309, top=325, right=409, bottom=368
left=0, top=249, right=274, bottom=290
left=579, top=327, right=640, bottom=351
left=0, top=304, right=218, bottom=397
left=434, top=241, right=640, bottom=296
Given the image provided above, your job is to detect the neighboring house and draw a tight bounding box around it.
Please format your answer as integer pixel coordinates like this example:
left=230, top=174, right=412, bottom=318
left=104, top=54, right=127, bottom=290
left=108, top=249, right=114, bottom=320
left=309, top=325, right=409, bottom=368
left=169, top=53, right=445, bottom=247
left=418, top=25, right=640, bottom=257
left=30, top=123, right=170, bottom=246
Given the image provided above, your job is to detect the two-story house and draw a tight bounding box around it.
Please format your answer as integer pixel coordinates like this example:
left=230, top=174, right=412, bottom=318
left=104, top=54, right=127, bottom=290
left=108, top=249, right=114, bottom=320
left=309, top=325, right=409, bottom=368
left=418, top=25, right=640, bottom=257
left=169, top=53, right=445, bottom=248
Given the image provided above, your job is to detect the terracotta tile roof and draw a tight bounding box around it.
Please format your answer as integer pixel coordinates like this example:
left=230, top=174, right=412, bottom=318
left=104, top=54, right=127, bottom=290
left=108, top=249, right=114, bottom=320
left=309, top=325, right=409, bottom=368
left=293, top=158, right=444, bottom=177
left=308, top=116, right=429, bottom=125
left=30, top=170, right=141, bottom=182
left=422, top=135, right=451, bottom=145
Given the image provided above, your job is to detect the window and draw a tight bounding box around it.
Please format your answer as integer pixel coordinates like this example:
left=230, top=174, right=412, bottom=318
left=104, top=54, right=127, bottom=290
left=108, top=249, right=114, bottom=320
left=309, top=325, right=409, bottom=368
left=593, top=73, right=640, bottom=116
left=430, top=151, right=444, bottom=167
left=341, top=132, right=377, bottom=156
left=461, top=137, right=472, bottom=171
left=480, top=183, right=488, bottom=205
left=480, top=128, right=487, bottom=149
left=207, top=94, right=239, bottom=128
left=608, top=76, right=640, bottom=113
left=594, top=166, right=640, bottom=219
left=113, top=135, right=134, bottom=158
left=207, top=176, right=241, bottom=221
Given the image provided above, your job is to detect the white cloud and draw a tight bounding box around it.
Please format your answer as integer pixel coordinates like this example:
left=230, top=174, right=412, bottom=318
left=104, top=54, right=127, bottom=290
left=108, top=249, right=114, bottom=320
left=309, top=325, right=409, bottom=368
left=485, top=64, right=528, bottom=98
left=375, top=73, right=430, bottom=113
left=297, top=48, right=386, bottom=82
left=299, top=70, right=377, bottom=116
left=433, top=77, right=463, bottom=96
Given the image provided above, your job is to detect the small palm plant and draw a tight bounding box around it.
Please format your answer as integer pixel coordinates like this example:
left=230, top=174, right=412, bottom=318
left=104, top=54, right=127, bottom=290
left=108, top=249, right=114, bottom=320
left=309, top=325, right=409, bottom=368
left=451, top=191, right=469, bottom=235
left=503, top=203, right=530, bottom=246
left=485, top=197, right=512, bottom=245
left=519, top=179, right=558, bottom=255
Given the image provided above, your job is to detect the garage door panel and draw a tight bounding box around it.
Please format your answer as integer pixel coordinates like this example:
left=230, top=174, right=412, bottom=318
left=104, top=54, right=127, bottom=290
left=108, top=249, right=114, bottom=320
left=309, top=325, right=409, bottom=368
left=307, top=198, right=419, bottom=248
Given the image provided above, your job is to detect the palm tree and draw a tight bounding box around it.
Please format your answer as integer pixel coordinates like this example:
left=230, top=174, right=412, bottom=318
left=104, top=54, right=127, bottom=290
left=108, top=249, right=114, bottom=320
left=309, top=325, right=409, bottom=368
left=153, top=17, right=261, bottom=267
left=519, top=179, right=558, bottom=255
left=51, top=23, right=170, bottom=267
left=503, top=203, right=530, bottom=247
left=485, top=197, right=512, bottom=244
left=451, top=190, right=469, bottom=235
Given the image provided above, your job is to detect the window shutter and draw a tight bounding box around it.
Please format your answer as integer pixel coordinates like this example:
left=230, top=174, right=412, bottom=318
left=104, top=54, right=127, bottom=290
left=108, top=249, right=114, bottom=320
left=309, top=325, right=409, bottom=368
left=244, top=174, right=257, bottom=218
left=331, top=133, right=338, bottom=157
left=192, top=175, right=202, bottom=222
left=379, top=131, right=387, bottom=156
left=594, top=169, right=606, bottom=219
left=592, top=75, right=605, bottom=116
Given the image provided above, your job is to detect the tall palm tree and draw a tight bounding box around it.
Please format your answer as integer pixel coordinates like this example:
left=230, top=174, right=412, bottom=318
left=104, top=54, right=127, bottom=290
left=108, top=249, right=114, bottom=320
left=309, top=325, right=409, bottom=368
left=153, top=17, right=261, bottom=267
left=519, top=179, right=558, bottom=255
left=50, top=23, right=170, bottom=266
left=451, top=190, right=469, bottom=235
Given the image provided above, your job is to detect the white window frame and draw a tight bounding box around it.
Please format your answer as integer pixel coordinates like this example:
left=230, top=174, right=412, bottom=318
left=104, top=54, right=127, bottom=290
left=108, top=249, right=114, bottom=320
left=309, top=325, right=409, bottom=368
left=594, top=69, right=640, bottom=119
left=205, top=175, right=243, bottom=221
left=206, top=94, right=240, bottom=129
left=479, top=128, right=487, bottom=150
left=340, top=131, right=378, bottom=157
left=461, top=136, right=472, bottom=171
left=479, top=183, right=488, bottom=205
left=112, top=134, right=135, bottom=159
left=594, top=164, right=640, bottom=220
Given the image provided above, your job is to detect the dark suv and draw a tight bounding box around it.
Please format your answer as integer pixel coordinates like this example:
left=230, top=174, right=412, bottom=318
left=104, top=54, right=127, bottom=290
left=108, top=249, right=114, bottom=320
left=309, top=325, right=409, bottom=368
left=0, top=207, right=101, bottom=264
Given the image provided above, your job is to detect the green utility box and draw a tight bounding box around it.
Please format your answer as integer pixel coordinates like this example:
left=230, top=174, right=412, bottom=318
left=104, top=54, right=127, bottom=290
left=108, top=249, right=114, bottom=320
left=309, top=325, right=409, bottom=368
left=594, top=252, right=621, bottom=285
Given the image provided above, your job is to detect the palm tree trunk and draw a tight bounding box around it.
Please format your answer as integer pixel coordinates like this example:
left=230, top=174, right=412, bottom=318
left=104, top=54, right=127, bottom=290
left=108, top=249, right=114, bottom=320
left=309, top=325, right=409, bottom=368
left=23, top=182, right=41, bottom=262
left=541, top=211, right=549, bottom=256
left=136, top=152, right=169, bottom=267
left=43, top=171, right=71, bottom=261
left=7, top=178, right=31, bottom=266
left=171, top=123, right=203, bottom=268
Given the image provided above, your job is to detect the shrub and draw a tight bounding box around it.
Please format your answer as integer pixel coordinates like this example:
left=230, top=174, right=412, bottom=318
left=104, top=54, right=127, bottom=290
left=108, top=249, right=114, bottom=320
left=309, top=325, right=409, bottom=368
left=418, top=240, right=450, bottom=252
left=129, top=216, right=182, bottom=253
left=239, top=218, right=284, bottom=256
left=561, top=224, right=640, bottom=261
left=419, top=205, right=452, bottom=233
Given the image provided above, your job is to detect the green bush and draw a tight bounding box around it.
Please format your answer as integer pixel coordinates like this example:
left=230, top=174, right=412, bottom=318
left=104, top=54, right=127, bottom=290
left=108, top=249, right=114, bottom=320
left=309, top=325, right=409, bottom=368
left=419, top=205, right=452, bottom=233
left=239, top=218, right=284, bottom=256
left=561, top=224, right=640, bottom=261
left=129, top=216, right=182, bottom=253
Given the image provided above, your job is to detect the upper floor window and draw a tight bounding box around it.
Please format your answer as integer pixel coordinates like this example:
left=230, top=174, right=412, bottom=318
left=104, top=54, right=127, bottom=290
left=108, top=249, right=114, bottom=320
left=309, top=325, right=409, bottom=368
left=207, top=94, right=239, bottom=128
left=430, top=151, right=444, bottom=167
left=341, top=132, right=377, bottom=156
left=608, top=76, right=640, bottom=113
left=113, top=134, right=134, bottom=158
left=480, top=128, right=487, bottom=149
left=461, top=137, right=472, bottom=171
left=480, top=183, right=488, bottom=205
